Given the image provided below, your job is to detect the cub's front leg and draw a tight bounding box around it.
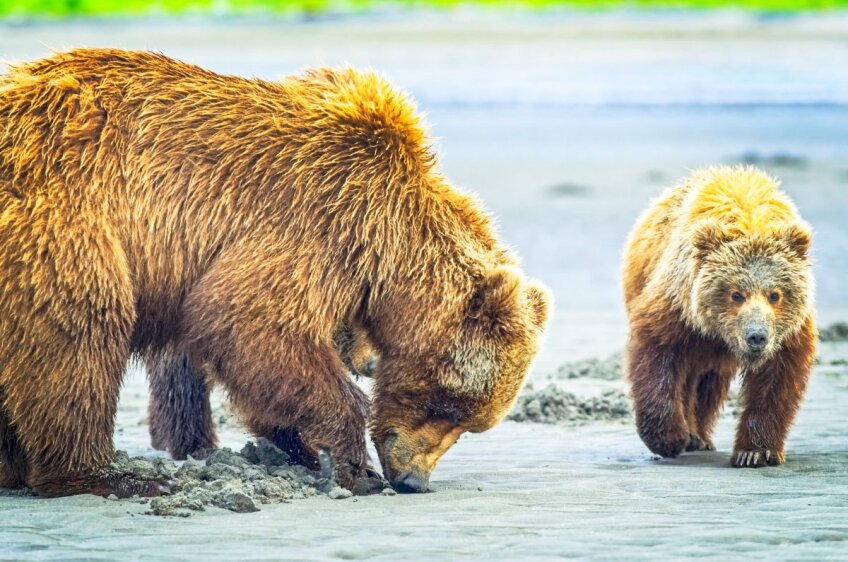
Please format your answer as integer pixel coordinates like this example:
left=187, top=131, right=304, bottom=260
left=733, top=317, right=815, bottom=468
left=627, top=334, right=690, bottom=458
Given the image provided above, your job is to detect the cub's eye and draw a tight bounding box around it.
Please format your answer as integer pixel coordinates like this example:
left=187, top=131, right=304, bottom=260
left=731, top=292, right=746, bottom=303
left=769, top=291, right=781, bottom=303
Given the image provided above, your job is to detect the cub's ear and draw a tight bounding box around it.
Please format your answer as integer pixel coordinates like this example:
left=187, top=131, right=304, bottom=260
left=525, top=281, right=552, bottom=329
left=780, top=223, right=812, bottom=260
left=468, top=266, right=522, bottom=329
left=692, top=220, right=733, bottom=261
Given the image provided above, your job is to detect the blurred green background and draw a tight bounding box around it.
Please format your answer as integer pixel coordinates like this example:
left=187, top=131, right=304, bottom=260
left=1, top=0, right=846, bottom=18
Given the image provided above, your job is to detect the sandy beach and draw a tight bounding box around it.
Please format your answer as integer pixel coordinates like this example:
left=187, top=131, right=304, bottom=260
left=2, top=12, right=848, bottom=560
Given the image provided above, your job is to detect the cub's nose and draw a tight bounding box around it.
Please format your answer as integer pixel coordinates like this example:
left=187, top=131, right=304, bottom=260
left=745, top=328, right=768, bottom=351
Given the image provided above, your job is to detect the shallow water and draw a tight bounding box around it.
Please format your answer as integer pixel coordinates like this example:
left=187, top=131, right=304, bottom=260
left=2, top=13, right=848, bottom=560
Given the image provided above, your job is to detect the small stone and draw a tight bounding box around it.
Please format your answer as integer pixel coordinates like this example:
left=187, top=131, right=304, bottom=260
left=107, top=494, right=118, bottom=501
left=213, top=489, right=259, bottom=513
left=328, top=486, right=353, bottom=500
left=381, top=488, right=397, bottom=496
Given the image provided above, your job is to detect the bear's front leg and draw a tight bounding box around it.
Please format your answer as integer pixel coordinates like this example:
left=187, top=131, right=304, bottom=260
left=733, top=317, right=815, bottom=468
left=181, top=251, right=372, bottom=490
left=627, top=337, right=690, bottom=458
left=195, top=336, right=371, bottom=490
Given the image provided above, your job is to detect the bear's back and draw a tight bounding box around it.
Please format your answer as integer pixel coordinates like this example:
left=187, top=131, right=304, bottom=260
left=680, top=166, right=800, bottom=237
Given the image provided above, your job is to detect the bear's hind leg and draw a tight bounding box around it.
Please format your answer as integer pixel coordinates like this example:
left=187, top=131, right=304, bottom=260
left=0, top=201, right=171, bottom=497
left=691, top=366, right=735, bottom=451
left=4, top=334, right=174, bottom=497
left=627, top=337, right=689, bottom=458
left=146, top=346, right=217, bottom=460
left=682, top=371, right=711, bottom=452
left=0, top=393, right=27, bottom=489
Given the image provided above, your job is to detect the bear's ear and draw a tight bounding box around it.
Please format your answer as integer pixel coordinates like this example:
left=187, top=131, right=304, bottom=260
left=780, top=223, right=812, bottom=260
left=525, top=281, right=552, bottom=329
left=692, top=220, right=732, bottom=261
left=467, top=266, right=522, bottom=330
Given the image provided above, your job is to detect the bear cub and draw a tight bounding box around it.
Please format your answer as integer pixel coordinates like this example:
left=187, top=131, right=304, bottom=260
left=623, top=166, right=815, bottom=467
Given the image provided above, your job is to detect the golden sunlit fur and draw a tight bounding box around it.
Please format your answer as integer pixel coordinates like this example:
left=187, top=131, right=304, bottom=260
left=623, top=166, right=815, bottom=466
left=0, top=49, right=549, bottom=496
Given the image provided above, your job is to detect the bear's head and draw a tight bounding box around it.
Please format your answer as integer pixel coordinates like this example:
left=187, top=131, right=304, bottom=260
left=369, top=266, right=550, bottom=493
left=691, top=220, right=813, bottom=367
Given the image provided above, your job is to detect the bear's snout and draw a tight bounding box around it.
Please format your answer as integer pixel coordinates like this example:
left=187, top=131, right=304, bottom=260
left=744, top=325, right=769, bottom=353
left=392, top=471, right=430, bottom=494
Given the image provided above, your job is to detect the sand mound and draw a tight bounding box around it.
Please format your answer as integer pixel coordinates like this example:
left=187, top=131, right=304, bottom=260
left=110, top=438, right=384, bottom=517
left=550, top=354, right=624, bottom=381
left=508, top=353, right=630, bottom=425
left=820, top=322, right=848, bottom=343
left=508, top=383, right=631, bottom=425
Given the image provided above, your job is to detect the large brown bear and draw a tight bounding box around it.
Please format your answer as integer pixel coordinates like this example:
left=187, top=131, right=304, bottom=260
left=0, top=49, right=550, bottom=497
left=623, top=166, right=815, bottom=467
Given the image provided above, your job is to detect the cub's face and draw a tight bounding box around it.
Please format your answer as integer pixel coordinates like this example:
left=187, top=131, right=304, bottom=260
left=692, top=223, right=812, bottom=366
left=370, top=268, right=550, bottom=493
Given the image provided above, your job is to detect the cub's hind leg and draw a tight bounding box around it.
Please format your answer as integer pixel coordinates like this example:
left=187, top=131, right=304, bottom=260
left=692, top=365, right=736, bottom=452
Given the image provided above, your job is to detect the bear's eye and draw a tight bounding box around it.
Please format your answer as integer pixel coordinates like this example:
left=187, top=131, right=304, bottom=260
left=731, top=292, right=746, bottom=303
left=428, top=406, right=462, bottom=425
left=769, top=291, right=781, bottom=303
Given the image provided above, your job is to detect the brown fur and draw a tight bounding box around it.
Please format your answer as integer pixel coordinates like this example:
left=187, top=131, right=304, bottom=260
left=146, top=318, right=377, bottom=462
left=623, top=166, right=815, bottom=466
left=0, top=49, right=549, bottom=496
left=146, top=346, right=217, bottom=461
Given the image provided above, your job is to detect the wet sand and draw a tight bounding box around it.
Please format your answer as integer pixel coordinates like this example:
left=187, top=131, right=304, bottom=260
left=3, top=12, right=848, bottom=560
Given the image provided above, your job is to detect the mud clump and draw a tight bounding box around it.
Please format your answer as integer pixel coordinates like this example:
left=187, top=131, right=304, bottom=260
left=508, top=384, right=631, bottom=425
left=820, top=322, right=848, bottom=343
left=109, top=438, right=384, bottom=517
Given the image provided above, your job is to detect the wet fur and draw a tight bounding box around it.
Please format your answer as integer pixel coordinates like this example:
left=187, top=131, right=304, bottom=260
left=623, top=166, right=815, bottom=465
left=147, top=321, right=377, bottom=461
left=0, top=49, right=548, bottom=495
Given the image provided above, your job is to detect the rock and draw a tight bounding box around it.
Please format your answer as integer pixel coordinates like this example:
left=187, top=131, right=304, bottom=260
left=212, top=488, right=259, bottom=513
left=328, top=487, right=353, bottom=500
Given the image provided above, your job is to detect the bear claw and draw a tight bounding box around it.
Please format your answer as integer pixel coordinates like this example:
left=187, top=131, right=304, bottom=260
left=732, top=448, right=783, bottom=468
left=685, top=433, right=715, bottom=452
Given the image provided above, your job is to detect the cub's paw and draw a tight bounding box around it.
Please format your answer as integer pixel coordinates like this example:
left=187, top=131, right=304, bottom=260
left=732, top=449, right=784, bottom=468
left=638, top=424, right=689, bottom=458
left=685, top=433, right=715, bottom=452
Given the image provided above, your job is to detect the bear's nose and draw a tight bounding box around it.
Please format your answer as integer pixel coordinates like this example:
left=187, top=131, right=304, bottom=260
left=745, top=328, right=768, bottom=350
left=392, top=471, right=429, bottom=493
